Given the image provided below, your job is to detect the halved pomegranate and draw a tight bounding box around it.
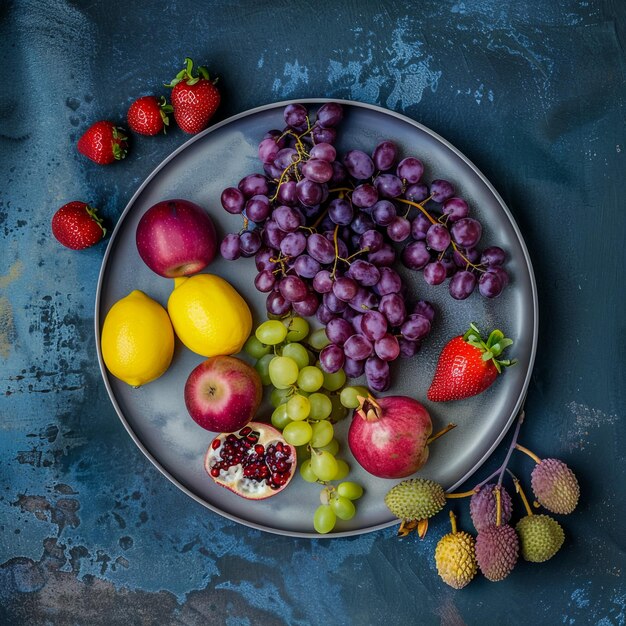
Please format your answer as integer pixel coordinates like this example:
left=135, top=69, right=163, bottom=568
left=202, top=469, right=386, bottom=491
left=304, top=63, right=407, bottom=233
left=204, top=422, right=296, bottom=499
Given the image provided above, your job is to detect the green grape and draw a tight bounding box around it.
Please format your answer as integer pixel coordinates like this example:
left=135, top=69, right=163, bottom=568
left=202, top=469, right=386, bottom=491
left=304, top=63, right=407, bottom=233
left=337, top=482, right=363, bottom=500
left=271, top=404, right=292, bottom=430
left=330, top=495, right=356, bottom=521
left=322, top=368, right=346, bottom=392
left=244, top=335, right=271, bottom=359
left=254, top=353, right=275, bottom=386
left=313, top=504, right=336, bottom=534
left=339, top=385, right=370, bottom=409
left=310, top=420, right=334, bottom=448
left=297, top=366, right=324, bottom=392
left=270, top=387, right=291, bottom=408
left=283, top=420, right=312, bottom=446
left=281, top=342, right=310, bottom=369
left=284, top=316, right=310, bottom=342
left=255, top=319, right=288, bottom=345
left=299, top=459, right=318, bottom=483
left=310, top=449, right=338, bottom=481
left=286, top=394, right=310, bottom=421
left=308, top=392, right=332, bottom=420
left=318, top=438, right=340, bottom=456
left=329, top=395, right=349, bottom=423
left=308, top=328, right=331, bottom=350
left=268, top=356, right=299, bottom=389
left=334, top=459, right=350, bottom=480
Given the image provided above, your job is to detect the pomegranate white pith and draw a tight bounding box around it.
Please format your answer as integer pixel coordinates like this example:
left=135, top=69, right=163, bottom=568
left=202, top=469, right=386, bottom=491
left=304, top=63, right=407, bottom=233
left=204, top=422, right=296, bottom=499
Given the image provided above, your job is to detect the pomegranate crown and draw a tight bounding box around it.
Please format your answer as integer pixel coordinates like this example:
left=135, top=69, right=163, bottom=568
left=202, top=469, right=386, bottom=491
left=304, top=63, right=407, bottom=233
left=463, top=323, right=516, bottom=374
left=356, top=394, right=381, bottom=422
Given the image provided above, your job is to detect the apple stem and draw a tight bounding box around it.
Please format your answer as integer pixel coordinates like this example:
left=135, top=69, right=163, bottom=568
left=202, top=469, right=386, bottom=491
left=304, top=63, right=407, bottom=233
left=426, top=423, right=456, bottom=445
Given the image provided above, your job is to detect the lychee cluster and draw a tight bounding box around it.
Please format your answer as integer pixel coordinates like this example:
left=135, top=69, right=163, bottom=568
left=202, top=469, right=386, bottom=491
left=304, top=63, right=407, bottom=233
left=384, top=439, right=580, bottom=589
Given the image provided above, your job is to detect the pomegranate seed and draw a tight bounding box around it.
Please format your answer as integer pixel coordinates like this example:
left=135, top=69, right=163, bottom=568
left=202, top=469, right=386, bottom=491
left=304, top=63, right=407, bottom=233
left=210, top=467, right=220, bottom=477
left=275, top=459, right=287, bottom=472
left=254, top=444, right=265, bottom=455
left=211, top=439, right=221, bottom=450
left=226, top=434, right=237, bottom=443
left=276, top=442, right=284, bottom=452
left=246, top=434, right=258, bottom=443
left=239, top=426, right=252, bottom=436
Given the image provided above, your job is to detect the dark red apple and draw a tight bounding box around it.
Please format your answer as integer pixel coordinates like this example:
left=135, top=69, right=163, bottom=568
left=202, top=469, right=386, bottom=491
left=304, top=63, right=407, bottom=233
left=185, top=356, right=262, bottom=432
left=136, top=199, right=217, bottom=277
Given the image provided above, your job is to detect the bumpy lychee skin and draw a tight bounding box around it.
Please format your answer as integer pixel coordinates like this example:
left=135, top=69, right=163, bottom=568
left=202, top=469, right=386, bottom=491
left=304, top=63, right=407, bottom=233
left=435, top=531, right=478, bottom=589
left=475, top=524, right=519, bottom=582
left=531, top=458, right=580, bottom=514
left=384, top=479, right=446, bottom=521
left=516, top=514, right=565, bottom=563
left=469, top=484, right=513, bottom=531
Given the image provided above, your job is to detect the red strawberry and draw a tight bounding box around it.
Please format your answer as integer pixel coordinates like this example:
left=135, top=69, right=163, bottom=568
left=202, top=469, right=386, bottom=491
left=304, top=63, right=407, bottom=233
left=165, top=57, right=220, bottom=134
left=77, top=121, right=128, bottom=164
left=51, top=201, right=107, bottom=250
left=127, top=96, right=173, bottom=136
left=427, top=324, right=515, bottom=402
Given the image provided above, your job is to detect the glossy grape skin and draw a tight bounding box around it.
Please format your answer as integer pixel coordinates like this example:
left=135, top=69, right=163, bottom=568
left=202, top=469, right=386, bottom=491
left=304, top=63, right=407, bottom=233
left=371, top=200, right=397, bottom=226
left=302, top=158, right=334, bottom=183
left=404, top=182, right=429, bottom=202
left=442, top=197, right=470, bottom=222
left=293, top=255, right=321, bottom=279
left=372, top=140, right=397, bottom=171
left=292, top=292, right=320, bottom=316
left=328, top=198, right=353, bottom=225
left=364, top=356, right=390, bottom=392
left=266, top=290, right=292, bottom=316
left=387, top=216, right=411, bottom=242
left=332, top=276, right=358, bottom=302
left=343, top=150, right=375, bottom=180
left=238, top=173, right=269, bottom=198
left=368, top=243, right=396, bottom=267
left=398, top=337, right=420, bottom=358
left=280, top=232, right=307, bottom=257
left=262, top=220, right=286, bottom=248
left=255, top=269, right=276, bottom=292
left=316, top=304, right=335, bottom=325
left=401, top=240, right=431, bottom=270
left=258, top=137, right=281, bottom=164
left=316, top=102, right=343, bottom=128
left=307, top=233, right=335, bottom=264
left=296, top=179, right=324, bottom=207
left=429, top=179, right=455, bottom=203
left=312, top=124, right=337, bottom=145
left=426, top=224, right=451, bottom=252
left=347, top=260, right=380, bottom=286
left=359, top=230, right=384, bottom=253
left=325, top=318, right=354, bottom=346
left=343, top=356, right=365, bottom=378
left=220, top=233, right=241, bottom=260
left=319, top=343, right=345, bottom=373
left=423, top=261, right=447, bottom=285
left=396, top=156, right=424, bottom=183
left=323, top=291, right=348, bottom=314
left=374, top=173, right=403, bottom=198
left=451, top=217, right=482, bottom=248
left=400, top=314, right=431, bottom=341
left=481, top=246, right=506, bottom=267
left=312, top=269, right=333, bottom=293
left=374, top=333, right=400, bottom=361
left=410, top=213, right=431, bottom=240
left=413, top=300, right=436, bottom=322
left=352, top=183, right=379, bottom=209
left=488, top=266, right=510, bottom=288
left=239, top=230, right=262, bottom=257
left=350, top=212, right=375, bottom=235
left=375, top=267, right=402, bottom=295
left=274, top=147, right=298, bottom=169
left=310, top=142, right=336, bottom=162
left=478, top=270, right=505, bottom=298
left=449, top=270, right=477, bottom=300
left=276, top=180, right=298, bottom=206
left=284, top=103, right=308, bottom=130
left=245, top=194, right=271, bottom=222
left=313, top=505, right=336, bottom=534
left=343, top=334, right=374, bottom=361
left=361, top=310, right=388, bottom=341
left=221, top=187, right=245, bottom=214
left=378, top=293, right=406, bottom=327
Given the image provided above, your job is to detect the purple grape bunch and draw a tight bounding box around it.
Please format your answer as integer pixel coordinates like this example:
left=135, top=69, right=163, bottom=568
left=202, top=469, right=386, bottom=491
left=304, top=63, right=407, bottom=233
left=219, top=102, right=509, bottom=390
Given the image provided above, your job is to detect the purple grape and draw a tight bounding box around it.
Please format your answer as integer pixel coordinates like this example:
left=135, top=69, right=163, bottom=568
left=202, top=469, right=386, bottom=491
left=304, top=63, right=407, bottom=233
left=239, top=230, right=262, bottom=257
left=255, top=247, right=277, bottom=271
left=328, top=198, right=353, bottom=225
left=262, top=220, right=286, bottom=248
left=296, top=179, right=324, bottom=207
left=280, top=232, right=307, bottom=257
left=302, top=158, right=333, bottom=183
left=310, top=142, right=337, bottom=162
left=344, top=357, right=365, bottom=378
left=274, top=147, right=298, bottom=170
left=449, top=270, right=477, bottom=300
left=440, top=255, right=458, bottom=277
left=300, top=204, right=322, bottom=221
left=375, top=267, right=402, bottom=295
left=258, top=137, right=281, bottom=164
left=368, top=243, right=396, bottom=267
left=333, top=276, right=359, bottom=302
left=330, top=160, right=347, bottom=184
left=401, top=314, right=431, bottom=341
left=316, top=102, right=343, bottom=128
left=442, top=197, right=469, bottom=222
left=220, top=233, right=241, bottom=260
left=478, top=271, right=504, bottom=298
left=398, top=337, right=420, bottom=358
left=359, top=229, right=383, bottom=253
left=410, top=214, right=431, bottom=240
left=238, top=174, right=269, bottom=198
left=313, top=269, right=333, bottom=293
left=430, top=179, right=455, bottom=203
left=351, top=313, right=365, bottom=334
left=277, top=180, right=298, bottom=206
left=487, top=266, right=510, bottom=288
left=342, top=308, right=359, bottom=324
left=404, top=183, right=429, bottom=202
left=451, top=218, right=482, bottom=248
left=343, top=150, right=375, bottom=180
left=387, top=216, right=411, bottom=242
left=263, top=129, right=287, bottom=149
left=364, top=356, right=390, bottom=392
left=325, top=318, right=354, bottom=346
left=413, top=300, right=436, bottom=322
left=311, top=124, right=337, bottom=145
left=401, top=241, right=431, bottom=270
left=374, top=173, right=403, bottom=198
left=372, top=200, right=397, bottom=226
left=279, top=275, right=308, bottom=302
left=323, top=291, right=348, bottom=313
left=372, top=141, right=397, bottom=171
left=316, top=304, right=335, bottom=324
left=352, top=183, right=379, bottom=208
left=292, top=292, right=320, bottom=316
left=323, top=230, right=348, bottom=259
left=396, top=157, right=424, bottom=184
left=319, top=344, right=345, bottom=374
left=350, top=213, right=375, bottom=235
left=284, top=103, right=308, bottom=130
left=348, top=287, right=379, bottom=313
left=293, top=254, right=321, bottom=278
left=221, top=187, right=245, bottom=214
left=361, top=310, right=388, bottom=341
left=267, top=291, right=292, bottom=316
left=379, top=293, right=406, bottom=326
left=307, top=233, right=336, bottom=264
left=423, top=261, right=447, bottom=285
left=245, top=195, right=271, bottom=223
left=426, top=224, right=451, bottom=252
left=481, top=246, right=506, bottom=267
left=255, top=269, right=276, bottom=292
left=375, top=334, right=400, bottom=361
left=344, top=334, right=374, bottom=361
left=453, top=247, right=481, bottom=268
left=263, top=161, right=283, bottom=180
left=348, top=259, right=381, bottom=286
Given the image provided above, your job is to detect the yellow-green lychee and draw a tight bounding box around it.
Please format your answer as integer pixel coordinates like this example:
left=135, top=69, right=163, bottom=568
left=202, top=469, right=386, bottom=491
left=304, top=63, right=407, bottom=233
left=384, top=478, right=446, bottom=522
left=516, top=514, right=565, bottom=562
left=435, top=511, right=478, bottom=589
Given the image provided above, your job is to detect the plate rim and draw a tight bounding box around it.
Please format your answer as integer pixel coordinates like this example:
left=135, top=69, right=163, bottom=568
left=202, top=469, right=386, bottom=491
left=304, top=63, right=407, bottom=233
left=94, top=97, right=539, bottom=539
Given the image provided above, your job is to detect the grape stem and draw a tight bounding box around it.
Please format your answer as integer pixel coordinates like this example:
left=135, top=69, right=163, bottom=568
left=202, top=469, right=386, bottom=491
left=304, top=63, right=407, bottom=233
left=330, top=224, right=340, bottom=279
left=396, top=196, right=437, bottom=224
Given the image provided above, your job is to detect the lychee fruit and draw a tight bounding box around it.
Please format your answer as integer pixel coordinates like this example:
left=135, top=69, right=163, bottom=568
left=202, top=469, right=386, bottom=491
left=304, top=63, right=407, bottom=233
left=469, top=484, right=513, bottom=531
left=435, top=511, right=478, bottom=589
left=531, top=458, right=580, bottom=515
left=516, top=514, right=565, bottom=562
left=384, top=478, right=446, bottom=522
left=475, top=524, right=519, bottom=582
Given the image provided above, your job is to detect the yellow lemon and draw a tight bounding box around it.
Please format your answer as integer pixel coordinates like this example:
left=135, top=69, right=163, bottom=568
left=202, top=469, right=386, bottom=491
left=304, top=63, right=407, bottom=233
left=167, top=274, right=252, bottom=357
left=101, top=290, right=174, bottom=387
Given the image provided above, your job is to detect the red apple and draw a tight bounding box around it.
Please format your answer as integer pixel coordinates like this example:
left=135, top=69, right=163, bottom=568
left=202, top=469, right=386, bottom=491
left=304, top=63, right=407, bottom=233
left=184, top=356, right=262, bottom=432
left=136, top=199, right=217, bottom=277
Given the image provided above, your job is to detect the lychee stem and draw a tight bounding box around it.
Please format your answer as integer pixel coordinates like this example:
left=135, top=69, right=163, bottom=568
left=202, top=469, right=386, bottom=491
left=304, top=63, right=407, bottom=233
left=449, top=510, right=458, bottom=534
left=515, top=443, right=542, bottom=464
left=512, top=475, right=534, bottom=517
left=495, top=487, right=502, bottom=526
left=446, top=489, right=476, bottom=499
left=427, top=423, right=457, bottom=445
left=497, top=409, right=525, bottom=488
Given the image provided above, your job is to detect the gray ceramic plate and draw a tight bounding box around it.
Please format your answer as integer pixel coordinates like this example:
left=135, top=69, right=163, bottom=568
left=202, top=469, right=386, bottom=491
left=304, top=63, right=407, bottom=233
left=95, top=99, right=537, bottom=538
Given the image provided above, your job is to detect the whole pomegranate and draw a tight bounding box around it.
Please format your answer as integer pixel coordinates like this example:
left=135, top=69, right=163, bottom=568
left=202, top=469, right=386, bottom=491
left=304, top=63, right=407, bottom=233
left=205, top=422, right=296, bottom=499
left=348, top=394, right=434, bottom=479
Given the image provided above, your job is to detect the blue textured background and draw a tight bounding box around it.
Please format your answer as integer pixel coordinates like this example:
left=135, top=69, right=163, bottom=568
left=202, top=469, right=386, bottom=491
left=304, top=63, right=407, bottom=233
left=1, top=1, right=625, bottom=623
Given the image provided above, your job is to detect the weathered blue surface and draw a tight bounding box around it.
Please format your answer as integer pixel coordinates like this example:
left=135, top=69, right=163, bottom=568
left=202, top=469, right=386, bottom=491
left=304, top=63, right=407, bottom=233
left=1, top=0, right=625, bottom=624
